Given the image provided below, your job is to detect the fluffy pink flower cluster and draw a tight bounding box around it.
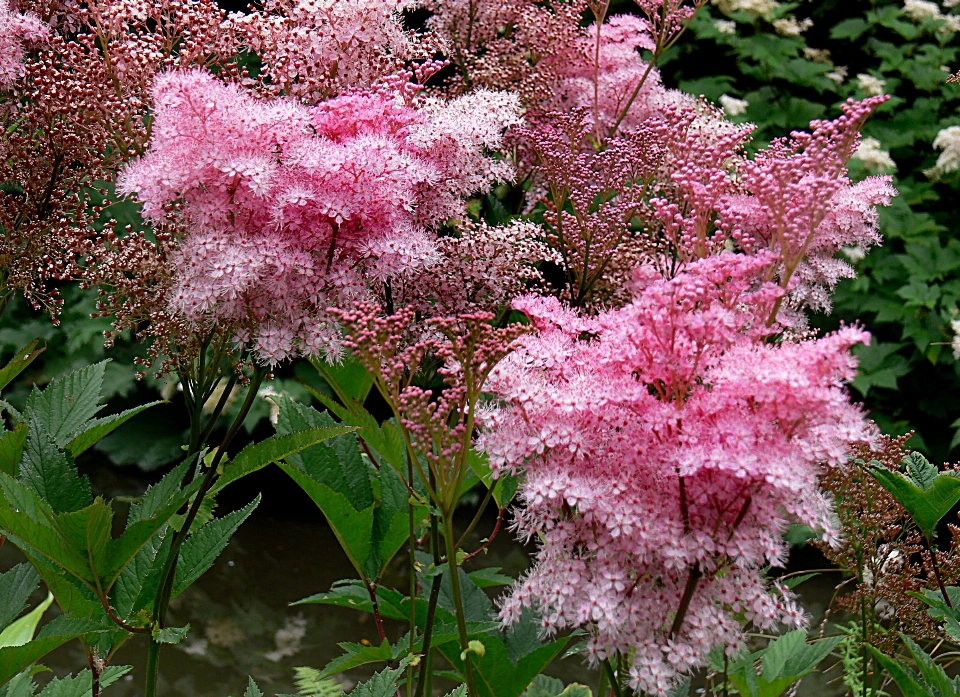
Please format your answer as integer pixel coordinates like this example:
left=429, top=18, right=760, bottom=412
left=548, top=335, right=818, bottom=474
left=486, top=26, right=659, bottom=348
left=0, top=0, right=46, bottom=88
left=718, top=97, right=897, bottom=316
left=118, top=69, right=521, bottom=364
left=481, top=253, right=874, bottom=694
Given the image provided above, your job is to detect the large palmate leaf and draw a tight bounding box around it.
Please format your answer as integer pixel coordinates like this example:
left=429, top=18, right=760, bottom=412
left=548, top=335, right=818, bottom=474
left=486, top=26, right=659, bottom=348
left=870, top=453, right=960, bottom=538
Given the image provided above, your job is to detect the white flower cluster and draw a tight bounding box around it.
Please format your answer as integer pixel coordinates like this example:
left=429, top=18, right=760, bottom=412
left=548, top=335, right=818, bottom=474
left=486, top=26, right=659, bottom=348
left=902, top=0, right=960, bottom=31
left=927, top=125, right=960, bottom=179
left=857, top=73, right=887, bottom=96
left=719, top=94, right=749, bottom=116
left=773, top=16, right=813, bottom=36
left=853, top=137, right=896, bottom=172
left=712, top=0, right=780, bottom=18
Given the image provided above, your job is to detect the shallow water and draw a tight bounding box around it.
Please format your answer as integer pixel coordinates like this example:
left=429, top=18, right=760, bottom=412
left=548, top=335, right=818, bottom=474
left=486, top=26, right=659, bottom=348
left=0, top=462, right=850, bottom=697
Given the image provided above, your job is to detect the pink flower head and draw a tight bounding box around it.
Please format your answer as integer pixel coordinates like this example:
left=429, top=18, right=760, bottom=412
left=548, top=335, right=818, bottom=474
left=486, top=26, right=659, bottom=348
left=481, top=253, right=872, bottom=694
left=119, top=69, right=521, bottom=364
left=0, top=0, right=47, bottom=88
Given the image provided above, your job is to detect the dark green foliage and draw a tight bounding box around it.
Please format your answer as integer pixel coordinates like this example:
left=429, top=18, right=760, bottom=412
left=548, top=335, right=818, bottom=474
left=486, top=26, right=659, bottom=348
left=665, top=0, right=960, bottom=458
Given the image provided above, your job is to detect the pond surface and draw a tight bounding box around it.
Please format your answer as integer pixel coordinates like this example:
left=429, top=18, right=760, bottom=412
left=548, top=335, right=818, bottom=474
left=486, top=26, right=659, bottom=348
left=0, top=462, right=851, bottom=697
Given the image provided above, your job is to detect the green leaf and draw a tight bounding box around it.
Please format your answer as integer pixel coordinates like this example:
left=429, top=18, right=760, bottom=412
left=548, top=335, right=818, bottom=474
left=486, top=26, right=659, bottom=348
left=761, top=630, right=805, bottom=679
left=522, top=676, right=565, bottom=697
left=0, top=341, right=44, bottom=394
left=346, top=657, right=413, bottom=697
left=319, top=638, right=393, bottom=679
left=905, top=452, right=939, bottom=490
left=291, top=667, right=343, bottom=697
left=242, top=677, right=263, bottom=697
left=309, top=353, right=374, bottom=404
left=870, top=461, right=960, bottom=538
left=126, top=461, right=190, bottom=528
left=109, top=528, right=170, bottom=621
left=0, top=594, right=53, bottom=648
left=901, top=634, right=955, bottom=697
left=24, top=363, right=106, bottom=448
left=0, top=424, right=27, bottom=478
left=172, top=496, right=260, bottom=598
left=65, top=401, right=163, bottom=458
left=870, top=647, right=935, bottom=697
left=18, top=418, right=92, bottom=514
left=292, top=582, right=407, bottom=621
left=468, top=568, right=514, bottom=588
left=0, top=565, right=41, bottom=632
left=49, top=501, right=114, bottom=583
left=152, top=624, right=190, bottom=645
left=212, top=426, right=356, bottom=495
left=35, top=665, right=131, bottom=697
left=0, top=616, right=105, bottom=685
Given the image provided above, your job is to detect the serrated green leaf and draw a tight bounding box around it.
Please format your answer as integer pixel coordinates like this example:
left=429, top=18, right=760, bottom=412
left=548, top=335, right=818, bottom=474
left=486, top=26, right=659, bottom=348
left=109, top=528, right=170, bottom=621
left=18, top=419, right=92, bottom=514
left=0, top=424, right=27, bottom=478
left=346, top=657, right=413, bottom=697
left=172, top=496, right=260, bottom=598
left=0, top=341, right=44, bottom=394
left=126, top=461, right=190, bottom=529
left=24, top=363, right=106, bottom=448
left=152, top=624, right=190, bottom=645
left=242, top=677, right=263, bottom=697
left=0, top=565, right=40, bottom=632
left=0, top=616, right=105, bottom=685
left=65, top=401, right=163, bottom=458
left=870, top=464, right=960, bottom=538
left=319, top=638, right=393, bottom=679
left=869, top=647, right=935, bottom=697
left=212, top=426, right=356, bottom=495
left=761, top=630, right=805, bottom=679
left=35, top=665, right=130, bottom=697
left=522, top=675, right=565, bottom=697
left=906, top=452, right=939, bottom=490
left=49, top=500, right=113, bottom=582
left=468, top=568, right=514, bottom=588
left=309, top=353, right=374, bottom=404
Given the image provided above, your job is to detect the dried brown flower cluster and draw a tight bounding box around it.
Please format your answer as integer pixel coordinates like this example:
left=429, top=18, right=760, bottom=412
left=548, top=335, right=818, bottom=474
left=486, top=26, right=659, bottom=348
left=1, top=0, right=240, bottom=321
left=815, top=434, right=960, bottom=652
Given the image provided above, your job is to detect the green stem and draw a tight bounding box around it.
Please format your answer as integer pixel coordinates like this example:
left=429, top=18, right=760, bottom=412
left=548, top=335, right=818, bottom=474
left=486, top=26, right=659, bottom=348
left=144, top=367, right=264, bottom=697
left=442, top=509, right=478, bottom=696
left=413, top=507, right=443, bottom=697
left=602, top=657, right=623, bottom=697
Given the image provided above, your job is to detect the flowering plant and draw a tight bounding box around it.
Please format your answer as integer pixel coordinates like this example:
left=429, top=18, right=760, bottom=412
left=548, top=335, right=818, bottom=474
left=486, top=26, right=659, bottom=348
left=1, top=1, right=953, bottom=697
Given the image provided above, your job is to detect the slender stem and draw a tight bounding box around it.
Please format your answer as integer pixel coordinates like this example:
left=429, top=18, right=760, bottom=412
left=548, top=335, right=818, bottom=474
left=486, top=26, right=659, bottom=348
left=366, top=581, right=388, bottom=642
left=927, top=538, right=953, bottom=608
left=723, top=651, right=729, bottom=697
left=860, top=593, right=869, bottom=697
left=442, top=509, right=478, bottom=696
left=89, top=652, right=101, bottom=697
left=414, top=507, right=443, bottom=697
left=456, top=484, right=494, bottom=549
left=406, top=448, right=418, bottom=697
left=602, top=657, right=623, bottom=697
left=144, top=367, right=264, bottom=697
left=669, top=564, right=703, bottom=639
left=463, top=507, right=504, bottom=563
left=597, top=656, right=609, bottom=697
